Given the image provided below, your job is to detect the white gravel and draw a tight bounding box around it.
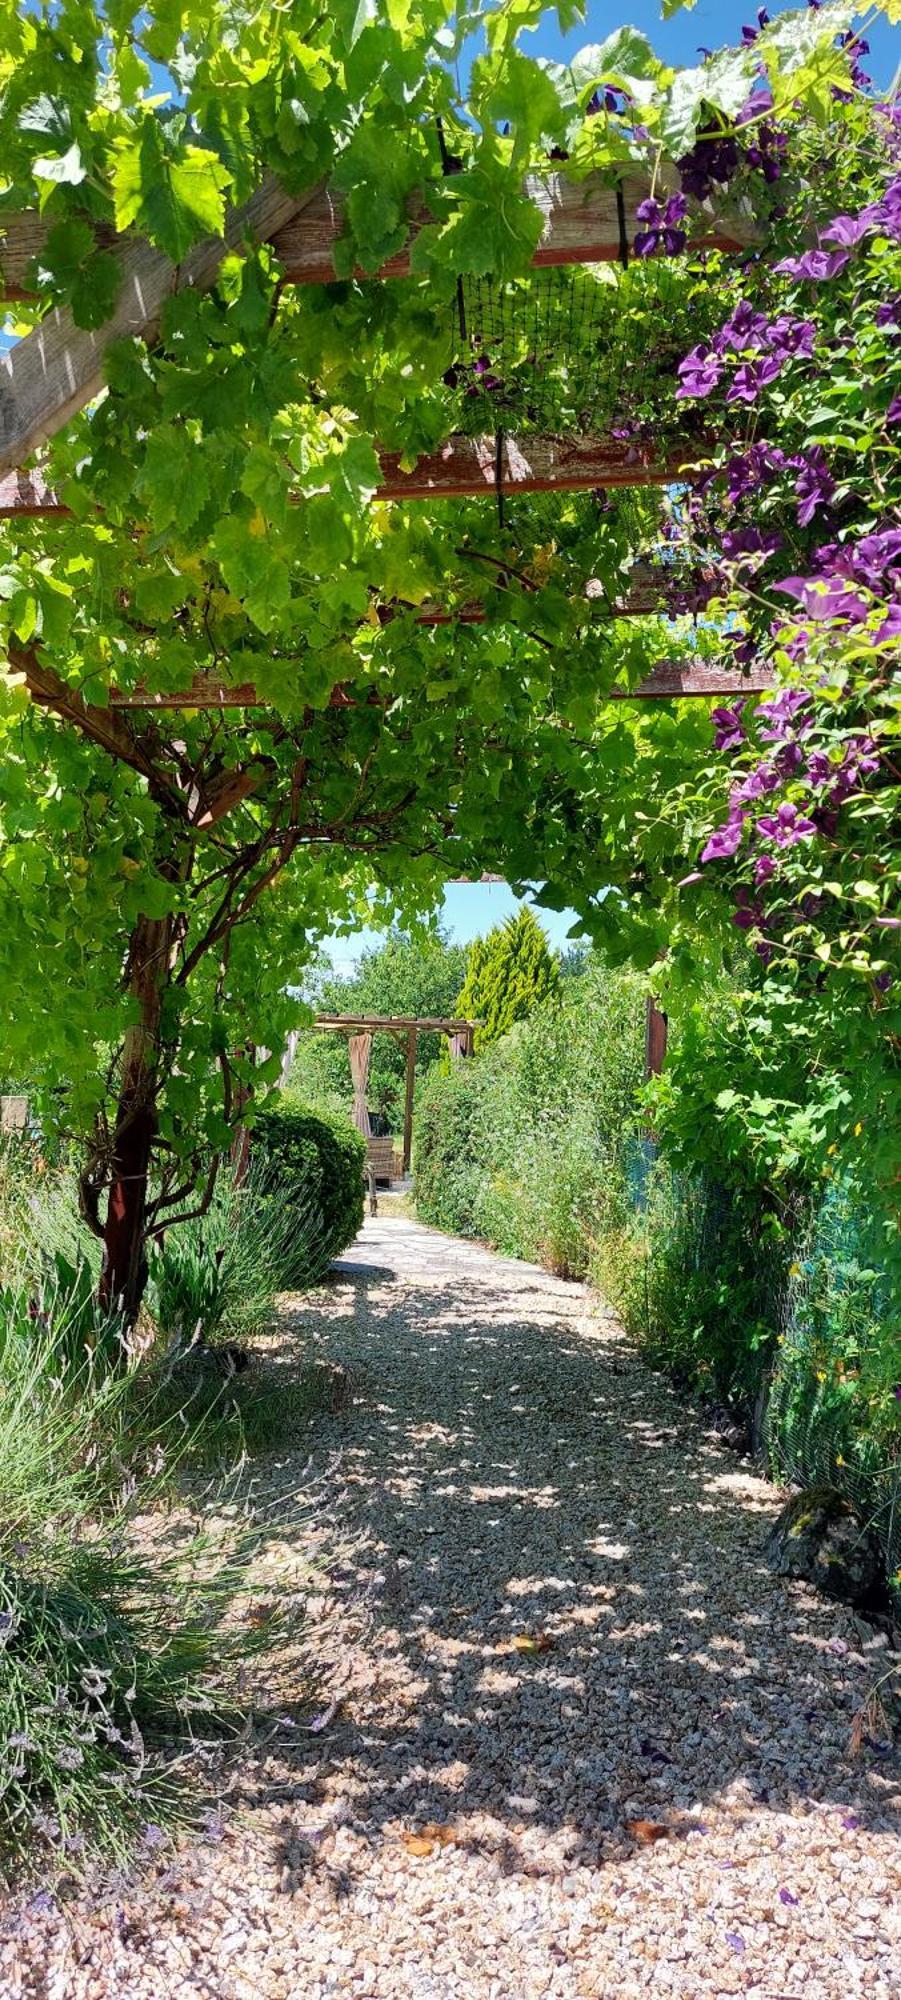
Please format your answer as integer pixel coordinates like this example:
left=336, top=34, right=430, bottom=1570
left=2, top=1215, right=898, bottom=1999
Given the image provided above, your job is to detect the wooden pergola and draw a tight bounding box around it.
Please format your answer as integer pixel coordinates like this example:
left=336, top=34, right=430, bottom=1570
left=0, top=163, right=775, bottom=705
left=0, top=149, right=773, bottom=1218
left=314, top=1013, right=476, bottom=1177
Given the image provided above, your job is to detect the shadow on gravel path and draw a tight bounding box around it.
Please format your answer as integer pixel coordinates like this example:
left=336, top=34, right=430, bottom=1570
left=6, top=1216, right=898, bottom=2000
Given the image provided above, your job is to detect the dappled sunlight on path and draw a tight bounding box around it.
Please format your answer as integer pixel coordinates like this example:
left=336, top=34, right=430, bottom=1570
left=7, top=1217, right=898, bottom=1999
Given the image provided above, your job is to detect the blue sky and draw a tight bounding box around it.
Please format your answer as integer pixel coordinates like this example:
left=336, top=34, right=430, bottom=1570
left=322, top=883, right=588, bottom=970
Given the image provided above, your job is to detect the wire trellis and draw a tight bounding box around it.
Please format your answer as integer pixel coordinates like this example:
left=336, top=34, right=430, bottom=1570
left=443, top=260, right=720, bottom=445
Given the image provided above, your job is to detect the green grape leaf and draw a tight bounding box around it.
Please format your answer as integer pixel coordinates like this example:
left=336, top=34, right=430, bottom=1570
left=111, top=124, right=232, bottom=260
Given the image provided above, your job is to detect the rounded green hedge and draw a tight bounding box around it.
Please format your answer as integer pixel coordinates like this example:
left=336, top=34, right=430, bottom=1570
left=251, top=1103, right=364, bottom=1279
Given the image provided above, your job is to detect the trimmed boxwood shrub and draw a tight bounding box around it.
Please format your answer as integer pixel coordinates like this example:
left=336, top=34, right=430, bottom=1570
left=251, top=1103, right=364, bottom=1279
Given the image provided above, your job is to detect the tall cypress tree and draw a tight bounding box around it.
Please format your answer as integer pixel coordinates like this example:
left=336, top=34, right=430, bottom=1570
left=456, top=909, right=560, bottom=1050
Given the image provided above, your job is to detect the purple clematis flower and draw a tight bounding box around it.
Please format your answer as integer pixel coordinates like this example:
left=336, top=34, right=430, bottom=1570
left=821, top=213, right=872, bottom=249
left=634, top=193, right=688, bottom=258
left=716, top=299, right=771, bottom=352
left=774, top=575, right=871, bottom=622
left=886, top=395, right=901, bottom=424
left=876, top=297, right=901, bottom=326
left=757, top=801, right=817, bottom=847
left=741, top=8, right=768, bottom=43
left=726, top=354, right=784, bottom=403
left=758, top=687, right=813, bottom=741
left=766, top=315, right=816, bottom=360
left=793, top=445, right=835, bottom=526
left=875, top=604, right=901, bottom=641
left=678, top=129, right=740, bottom=200
left=863, top=178, right=901, bottom=241
left=754, top=852, right=777, bottom=885
left=723, top=443, right=786, bottom=503
left=676, top=343, right=723, bottom=399
left=805, top=749, right=835, bottom=788
left=712, top=700, right=746, bottom=751
left=744, top=121, right=788, bottom=184
left=774, top=248, right=850, bottom=281
left=732, top=762, right=780, bottom=805
left=701, top=816, right=745, bottom=863
left=722, top=525, right=783, bottom=561
left=834, top=526, right=901, bottom=589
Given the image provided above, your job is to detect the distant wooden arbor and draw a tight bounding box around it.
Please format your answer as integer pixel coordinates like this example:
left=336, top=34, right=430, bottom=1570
left=313, top=1013, right=476, bottom=1181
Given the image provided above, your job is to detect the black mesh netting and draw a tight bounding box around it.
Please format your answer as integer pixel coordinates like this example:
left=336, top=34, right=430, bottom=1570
left=443, top=259, right=721, bottom=445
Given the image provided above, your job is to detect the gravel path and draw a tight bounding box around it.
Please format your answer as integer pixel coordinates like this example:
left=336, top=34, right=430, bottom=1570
left=3, top=1215, right=899, bottom=1999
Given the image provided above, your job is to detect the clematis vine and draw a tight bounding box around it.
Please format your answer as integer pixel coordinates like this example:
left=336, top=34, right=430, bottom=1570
left=634, top=193, right=688, bottom=258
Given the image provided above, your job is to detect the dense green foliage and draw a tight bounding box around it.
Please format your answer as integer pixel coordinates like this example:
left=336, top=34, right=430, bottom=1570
left=251, top=1101, right=364, bottom=1271
left=1, top=0, right=895, bottom=1312
left=455, top=908, right=561, bottom=1050
left=0, top=1147, right=310, bottom=1873
left=416, top=953, right=900, bottom=1590
left=289, top=926, right=467, bottom=1126
left=147, top=1157, right=329, bottom=1352
left=416, top=956, right=645, bottom=1270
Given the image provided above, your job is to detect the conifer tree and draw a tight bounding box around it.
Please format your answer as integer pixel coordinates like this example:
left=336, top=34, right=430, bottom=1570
left=455, top=910, right=560, bottom=1050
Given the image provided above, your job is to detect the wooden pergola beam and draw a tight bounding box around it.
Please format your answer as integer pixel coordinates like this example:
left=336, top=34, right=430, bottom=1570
left=0, top=176, right=322, bottom=479
left=0, top=435, right=692, bottom=523
left=72, top=658, right=774, bottom=710
left=0, top=169, right=758, bottom=305
left=376, top=433, right=685, bottom=501
left=314, top=1014, right=476, bottom=1032
left=0, top=161, right=757, bottom=480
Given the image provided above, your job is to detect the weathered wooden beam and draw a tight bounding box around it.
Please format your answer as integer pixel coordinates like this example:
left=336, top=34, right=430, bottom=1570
left=607, top=658, right=773, bottom=698
left=0, top=169, right=758, bottom=303
left=103, top=658, right=773, bottom=709
left=0, top=467, right=62, bottom=515
left=6, top=641, right=186, bottom=802
left=0, top=177, right=324, bottom=479
left=265, top=168, right=757, bottom=286
left=0, top=436, right=693, bottom=520
left=376, top=434, right=683, bottom=500
left=315, top=1015, right=477, bottom=1031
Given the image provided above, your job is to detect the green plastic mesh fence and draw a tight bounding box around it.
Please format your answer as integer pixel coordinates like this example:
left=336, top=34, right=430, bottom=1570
left=766, top=1179, right=900, bottom=1590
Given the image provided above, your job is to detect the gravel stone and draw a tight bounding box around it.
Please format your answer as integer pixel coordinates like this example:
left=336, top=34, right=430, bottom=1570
left=1, top=1215, right=898, bottom=1999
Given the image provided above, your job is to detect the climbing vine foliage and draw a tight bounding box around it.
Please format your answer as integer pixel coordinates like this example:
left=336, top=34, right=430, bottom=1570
left=0, top=0, right=897, bottom=1307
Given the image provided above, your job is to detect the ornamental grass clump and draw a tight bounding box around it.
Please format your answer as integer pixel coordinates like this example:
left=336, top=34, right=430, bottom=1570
left=0, top=1261, right=305, bottom=1877
left=146, top=1157, right=328, bottom=1357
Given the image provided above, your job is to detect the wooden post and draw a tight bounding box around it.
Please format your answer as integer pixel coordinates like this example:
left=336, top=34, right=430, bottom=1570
left=402, top=1026, right=417, bottom=1175
left=645, top=997, right=668, bottom=1080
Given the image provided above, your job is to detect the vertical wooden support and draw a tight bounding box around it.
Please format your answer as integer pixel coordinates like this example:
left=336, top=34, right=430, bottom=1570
left=402, top=1026, right=417, bottom=1175
left=645, top=997, right=668, bottom=1080
left=98, top=908, right=173, bottom=1325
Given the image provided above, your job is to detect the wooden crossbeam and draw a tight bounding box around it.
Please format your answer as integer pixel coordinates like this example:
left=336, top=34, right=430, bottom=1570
left=99, top=659, right=773, bottom=709
left=0, top=165, right=757, bottom=479
left=376, top=434, right=684, bottom=500
left=0, top=169, right=757, bottom=304
left=607, top=658, right=773, bottom=699
left=0, top=435, right=691, bottom=521
left=265, top=169, right=757, bottom=285
left=0, top=176, right=322, bottom=479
